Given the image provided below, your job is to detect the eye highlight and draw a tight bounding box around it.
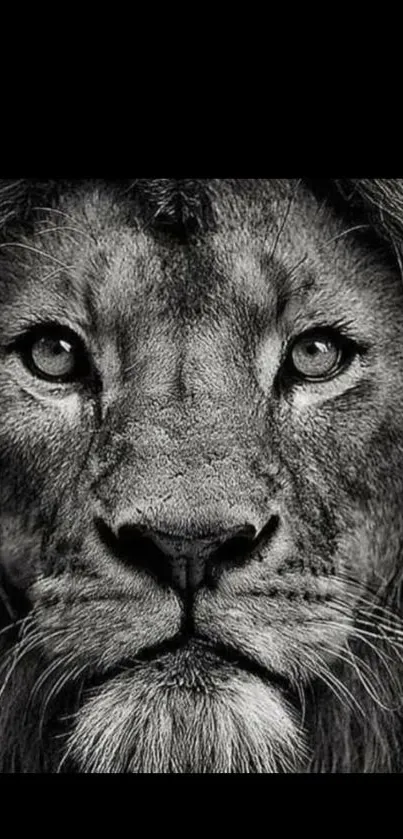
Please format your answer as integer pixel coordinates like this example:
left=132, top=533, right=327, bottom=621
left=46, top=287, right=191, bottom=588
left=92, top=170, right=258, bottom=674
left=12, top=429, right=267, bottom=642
left=16, top=324, right=91, bottom=384
left=285, top=328, right=357, bottom=383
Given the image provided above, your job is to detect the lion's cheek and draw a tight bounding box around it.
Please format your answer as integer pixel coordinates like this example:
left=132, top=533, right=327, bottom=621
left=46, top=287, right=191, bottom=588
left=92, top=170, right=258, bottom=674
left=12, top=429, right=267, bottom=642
left=0, top=386, right=95, bottom=506
left=194, top=587, right=354, bottom=680
left=29, top=581, right=183, bottom=671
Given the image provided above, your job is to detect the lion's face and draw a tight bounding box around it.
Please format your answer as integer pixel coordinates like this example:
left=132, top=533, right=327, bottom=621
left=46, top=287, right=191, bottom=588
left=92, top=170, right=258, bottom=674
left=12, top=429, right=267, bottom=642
left=2, top=179, right=403, bottom=773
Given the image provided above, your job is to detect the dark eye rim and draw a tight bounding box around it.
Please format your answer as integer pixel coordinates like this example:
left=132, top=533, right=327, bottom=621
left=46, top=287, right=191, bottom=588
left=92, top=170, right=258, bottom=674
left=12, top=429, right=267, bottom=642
left=282, top=326, right=359, bottom=384
left=14, top=322, right=93, bottom=384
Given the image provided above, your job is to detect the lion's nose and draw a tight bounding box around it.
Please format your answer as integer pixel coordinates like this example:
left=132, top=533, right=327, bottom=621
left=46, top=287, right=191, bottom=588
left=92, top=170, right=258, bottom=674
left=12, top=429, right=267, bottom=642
left=95, top=517, right=279, bottom=596
left=134, top=527, right=256, bottom=593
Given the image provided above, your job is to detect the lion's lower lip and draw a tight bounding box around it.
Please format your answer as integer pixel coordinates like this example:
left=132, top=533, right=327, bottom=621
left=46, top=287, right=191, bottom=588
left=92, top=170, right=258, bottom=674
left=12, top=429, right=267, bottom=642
left=87, top=634, right=290, bottom=695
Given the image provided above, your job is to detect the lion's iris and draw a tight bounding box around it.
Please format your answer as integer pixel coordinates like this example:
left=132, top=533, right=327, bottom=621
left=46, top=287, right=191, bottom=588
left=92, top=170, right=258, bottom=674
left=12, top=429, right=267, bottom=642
left=290, top=334, right=343, bottom=381
left=31, top=336, right=76, bottom=380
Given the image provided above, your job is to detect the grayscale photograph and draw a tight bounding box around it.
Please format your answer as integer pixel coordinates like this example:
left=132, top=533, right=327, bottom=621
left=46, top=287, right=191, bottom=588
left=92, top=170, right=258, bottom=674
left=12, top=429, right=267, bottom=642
left=0, top=178, right=402, bottom=773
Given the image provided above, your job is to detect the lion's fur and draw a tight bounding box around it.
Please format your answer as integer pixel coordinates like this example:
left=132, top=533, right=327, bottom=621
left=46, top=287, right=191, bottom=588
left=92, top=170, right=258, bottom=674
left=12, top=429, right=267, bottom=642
left=1, top=178, right=403, bottom=773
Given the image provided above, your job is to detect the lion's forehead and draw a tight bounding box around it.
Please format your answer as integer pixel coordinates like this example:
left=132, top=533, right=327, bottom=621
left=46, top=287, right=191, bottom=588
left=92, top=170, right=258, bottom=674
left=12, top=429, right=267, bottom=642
left=1, top=183, right=403, bottom=457
left=2, top=180, right=402, bottom=368
left=2, top=180, right=403, bottom=433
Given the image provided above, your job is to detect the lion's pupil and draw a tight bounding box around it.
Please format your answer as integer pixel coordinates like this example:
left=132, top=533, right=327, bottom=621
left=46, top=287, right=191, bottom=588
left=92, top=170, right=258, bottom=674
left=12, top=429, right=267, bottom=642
left=307, top=341, right=325, bottom=355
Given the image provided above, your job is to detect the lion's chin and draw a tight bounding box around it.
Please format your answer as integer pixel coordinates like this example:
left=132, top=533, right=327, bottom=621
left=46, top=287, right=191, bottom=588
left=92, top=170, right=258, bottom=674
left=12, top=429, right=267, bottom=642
left=63, top=643, right=306, bottom=773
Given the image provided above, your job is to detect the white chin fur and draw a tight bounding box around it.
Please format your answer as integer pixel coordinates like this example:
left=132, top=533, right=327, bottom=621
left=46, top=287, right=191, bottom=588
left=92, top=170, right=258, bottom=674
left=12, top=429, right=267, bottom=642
left=65, top=649, right=306, bottom=773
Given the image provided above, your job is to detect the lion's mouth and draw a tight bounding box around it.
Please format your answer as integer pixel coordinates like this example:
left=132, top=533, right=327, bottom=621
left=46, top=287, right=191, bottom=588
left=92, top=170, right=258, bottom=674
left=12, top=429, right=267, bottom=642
left=85, top=633, right=291, bottom=696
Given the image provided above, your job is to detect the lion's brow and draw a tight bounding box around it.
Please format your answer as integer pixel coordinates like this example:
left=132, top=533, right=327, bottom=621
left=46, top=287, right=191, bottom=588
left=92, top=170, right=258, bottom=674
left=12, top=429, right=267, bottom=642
left=260, top=249, right=317, bottom=321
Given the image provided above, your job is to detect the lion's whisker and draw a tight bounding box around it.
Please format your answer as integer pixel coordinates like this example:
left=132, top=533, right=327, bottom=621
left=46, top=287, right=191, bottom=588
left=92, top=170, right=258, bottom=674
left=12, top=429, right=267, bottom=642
left=0, top=241, right=71, bottom=269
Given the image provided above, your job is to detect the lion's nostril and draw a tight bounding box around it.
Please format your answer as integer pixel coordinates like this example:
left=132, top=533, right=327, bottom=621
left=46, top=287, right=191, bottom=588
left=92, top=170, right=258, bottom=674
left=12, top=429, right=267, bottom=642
left=214, top=516, right=280, bottom=570
left=95, top=516, right=280, bottom=596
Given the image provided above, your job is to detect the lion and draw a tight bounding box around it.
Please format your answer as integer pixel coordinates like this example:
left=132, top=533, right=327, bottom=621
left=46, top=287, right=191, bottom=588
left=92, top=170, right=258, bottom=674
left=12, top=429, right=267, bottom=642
left=1, top=177, right=403, bottom=773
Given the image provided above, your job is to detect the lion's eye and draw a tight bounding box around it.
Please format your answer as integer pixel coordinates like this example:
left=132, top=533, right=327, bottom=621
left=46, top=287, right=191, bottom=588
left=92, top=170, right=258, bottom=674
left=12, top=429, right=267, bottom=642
left=31, top=336, right=76, bottom=380
left=19, top=326, right=90, bottom=383
left=287, top=330, right=353, bottom=382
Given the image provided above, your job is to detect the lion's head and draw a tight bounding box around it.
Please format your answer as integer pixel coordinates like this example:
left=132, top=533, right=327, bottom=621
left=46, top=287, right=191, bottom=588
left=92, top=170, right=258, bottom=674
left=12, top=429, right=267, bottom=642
left=1, top=178, right=403, bottom=773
